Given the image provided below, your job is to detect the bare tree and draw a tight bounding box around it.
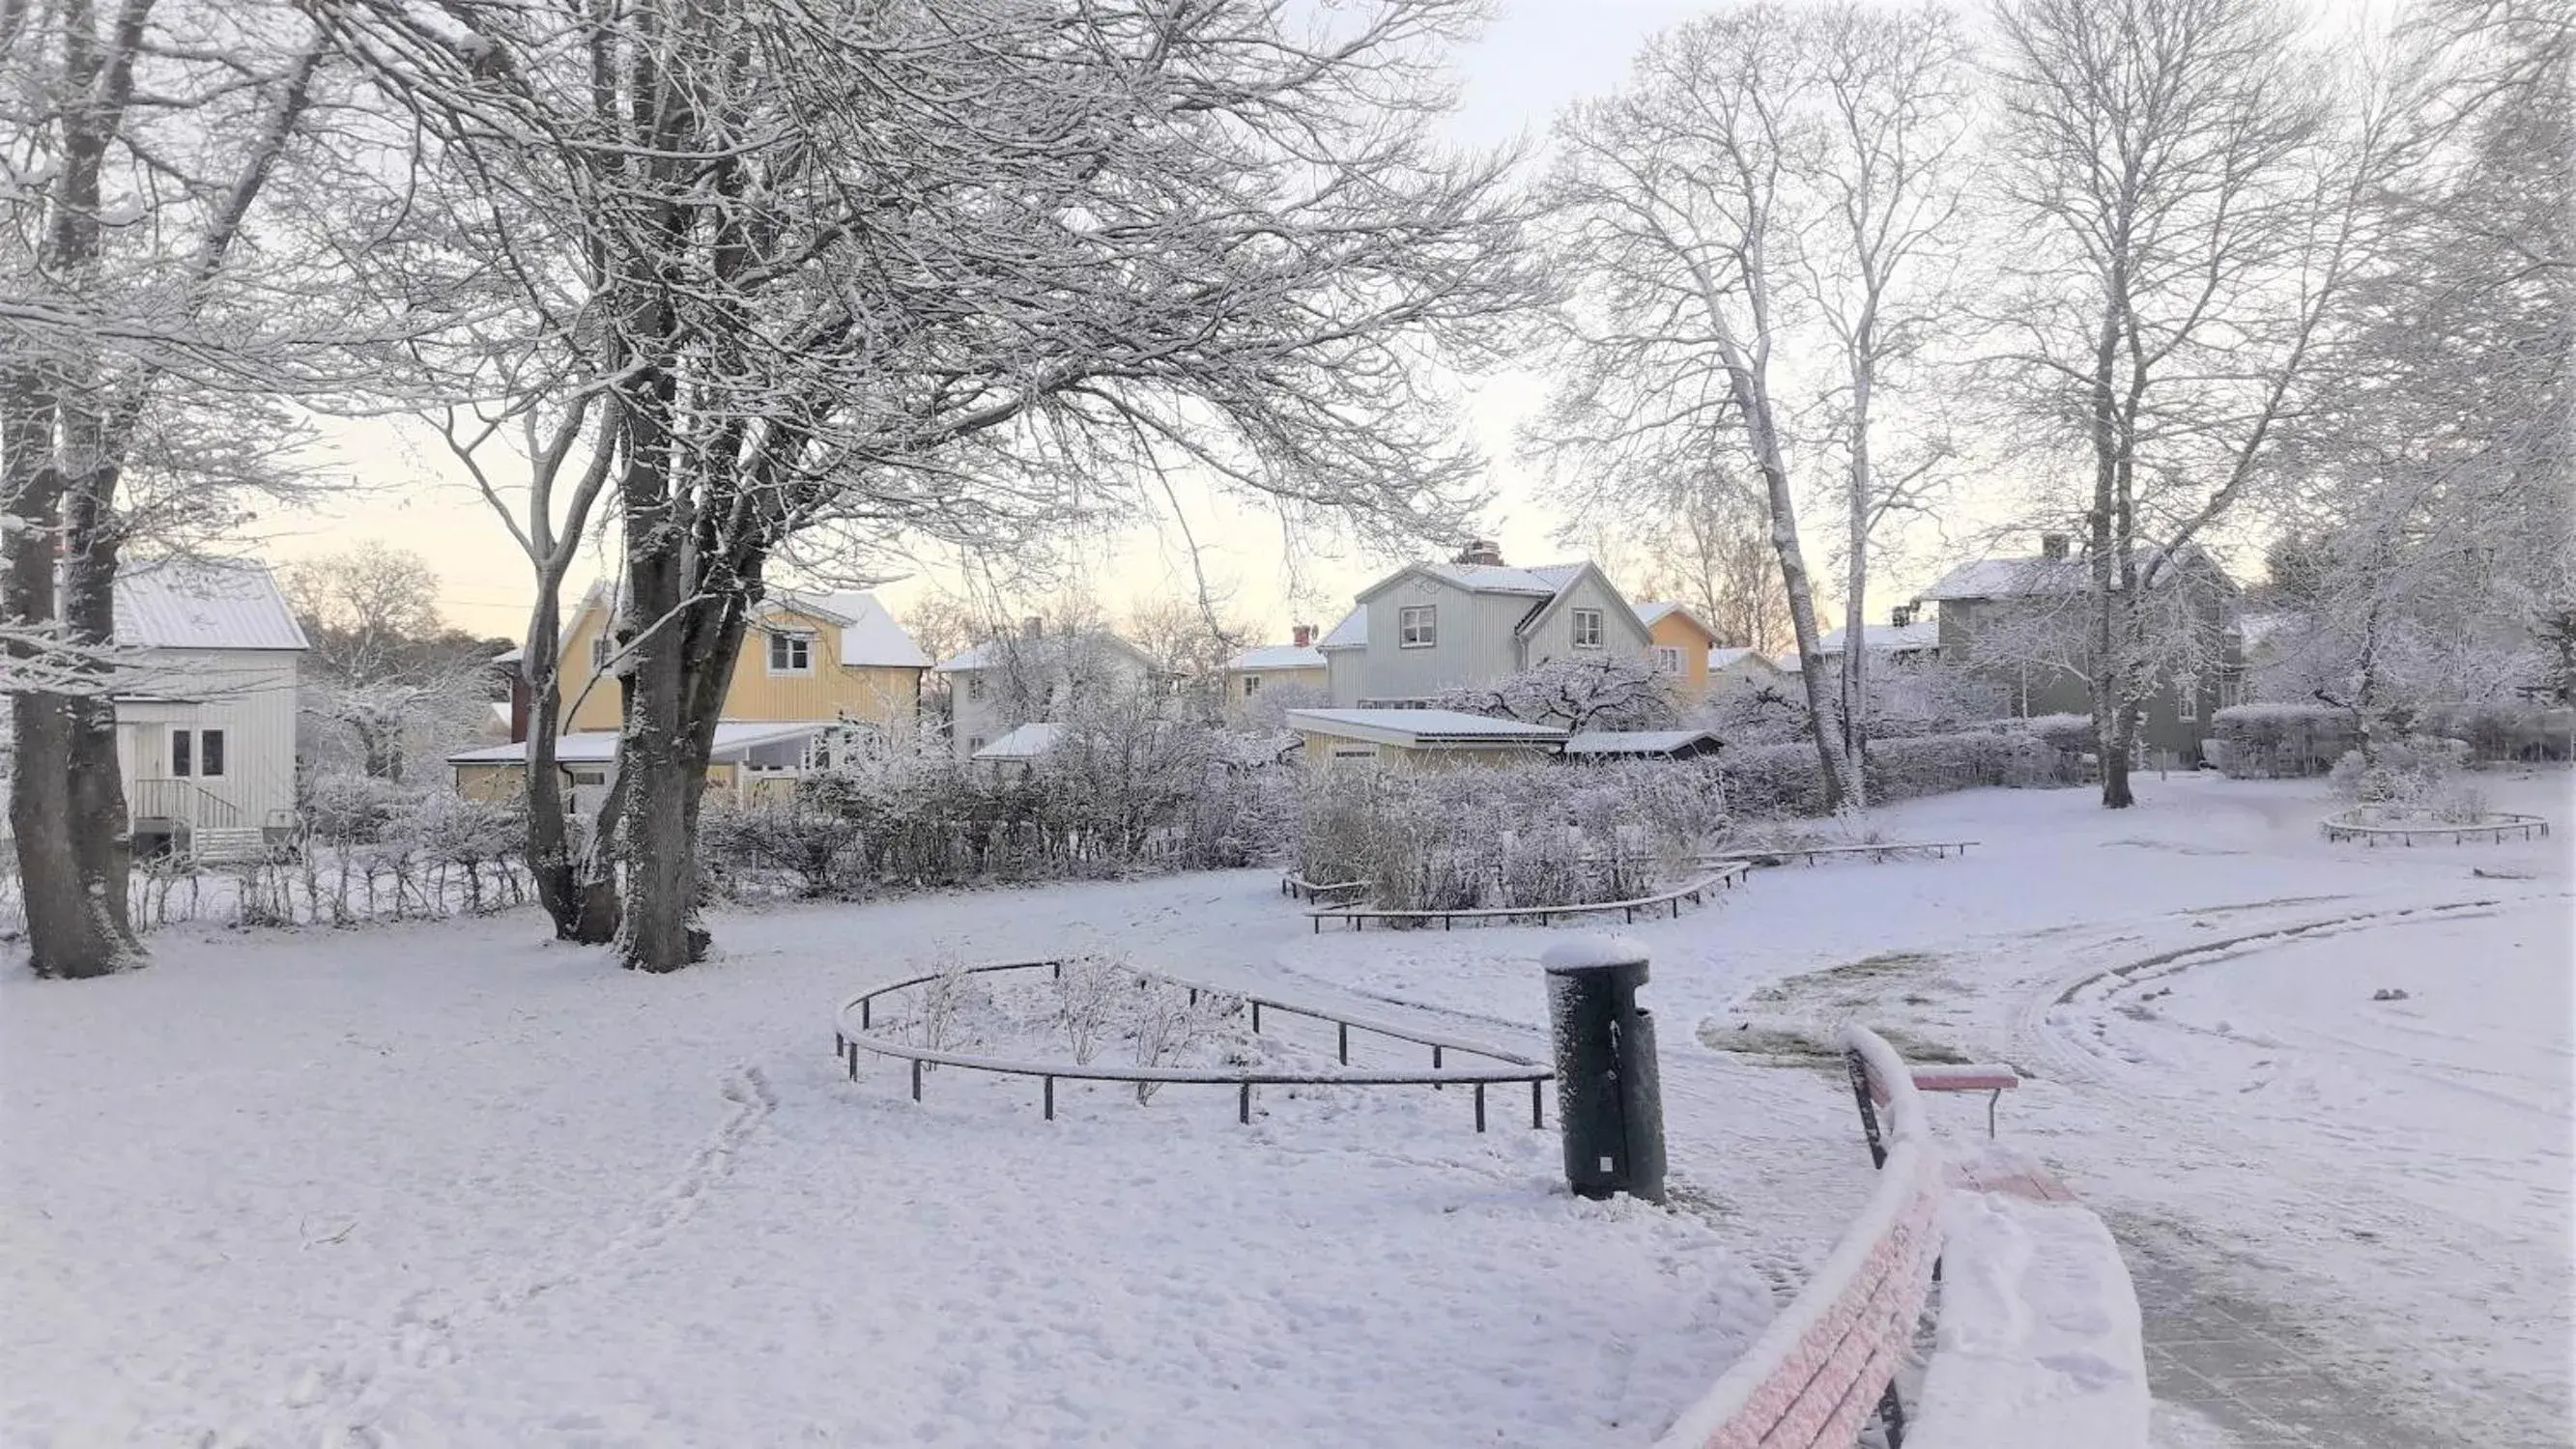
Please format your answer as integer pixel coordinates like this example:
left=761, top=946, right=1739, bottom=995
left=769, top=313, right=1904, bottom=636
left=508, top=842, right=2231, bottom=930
left=1990, top=0, right=2390, bottom=806
left=285, top=543, right=501, bottom=781
left=1631, top=465, right=1792, bottom=654
left=0, top=0, right=336, bottom=976
left=329, top=0, right=1536, bottom=970
left=1807, top=5, right=1970, bottom=806
left=1535, top=4, right=1965, bottom=810
left=1432, top=655, right=1678, bottom=731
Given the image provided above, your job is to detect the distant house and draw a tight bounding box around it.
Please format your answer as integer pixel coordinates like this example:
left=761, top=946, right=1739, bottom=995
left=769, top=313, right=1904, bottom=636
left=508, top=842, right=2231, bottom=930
left=1285, top=707, right=1566, bottom=769
left=456, top=582, right=929, bottom=809
left=1222, top=623, right=1329, bottom=724
left=112, top=560, right=309, bottom=860
left=1635, top=602, right=1722, bottom=696
left=934, top=623, right=1159, bottom=760
left=1817, top=611, right=1943, bottom=666
left=1706, top=646, right=1789, bottom=697
left=1317, top=541, right=1654, bottom=707
left=1920, top=533, right=2243, bottom=760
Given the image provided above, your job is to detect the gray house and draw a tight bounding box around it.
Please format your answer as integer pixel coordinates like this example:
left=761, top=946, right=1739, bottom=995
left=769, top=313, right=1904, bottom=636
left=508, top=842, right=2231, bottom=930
left=1920, top=534, right=2244, bottom=761
left=1318, top=542, right=1654, bottom=707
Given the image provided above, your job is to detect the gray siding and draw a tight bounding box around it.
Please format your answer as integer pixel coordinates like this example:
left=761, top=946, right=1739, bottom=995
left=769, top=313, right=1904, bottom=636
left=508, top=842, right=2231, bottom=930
left=1517, top=574, right=1652, bottom=669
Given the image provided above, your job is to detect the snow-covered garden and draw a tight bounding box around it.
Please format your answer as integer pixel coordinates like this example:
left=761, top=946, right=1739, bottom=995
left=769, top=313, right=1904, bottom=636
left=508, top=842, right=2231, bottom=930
left=4, top=769, right=2564, bottom=1447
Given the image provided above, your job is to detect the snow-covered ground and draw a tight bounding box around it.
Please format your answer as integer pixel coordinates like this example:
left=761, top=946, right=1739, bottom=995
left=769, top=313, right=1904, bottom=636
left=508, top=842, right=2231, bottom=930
left=2, top=767, right=2566, bottom=1446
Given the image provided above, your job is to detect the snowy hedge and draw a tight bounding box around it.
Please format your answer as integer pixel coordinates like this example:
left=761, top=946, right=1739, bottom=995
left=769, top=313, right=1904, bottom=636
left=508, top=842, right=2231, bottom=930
left=2208, top=705, right=2359, bottom=778
left=1716, top=724, right=2087, bottom=817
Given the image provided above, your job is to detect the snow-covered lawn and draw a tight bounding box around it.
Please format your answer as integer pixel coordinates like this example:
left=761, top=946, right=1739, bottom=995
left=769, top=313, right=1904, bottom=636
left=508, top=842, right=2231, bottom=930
left=2, top=767, right=2566, bottom=1446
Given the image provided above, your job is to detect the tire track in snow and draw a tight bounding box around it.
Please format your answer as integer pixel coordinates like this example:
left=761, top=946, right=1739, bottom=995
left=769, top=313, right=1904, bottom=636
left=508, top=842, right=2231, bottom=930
left=257, top=1063, right=779, bottom=1447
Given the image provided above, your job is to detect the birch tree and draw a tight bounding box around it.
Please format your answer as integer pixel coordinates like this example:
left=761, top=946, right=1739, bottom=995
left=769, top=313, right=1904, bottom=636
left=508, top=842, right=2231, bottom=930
left=329, top=0, right=1535, bottom=971
left=1534, top=3, right=1968, bottom=810
left=1990, top=0, right=2388, bottom=807
left=0, top=0, right=337, bottom=976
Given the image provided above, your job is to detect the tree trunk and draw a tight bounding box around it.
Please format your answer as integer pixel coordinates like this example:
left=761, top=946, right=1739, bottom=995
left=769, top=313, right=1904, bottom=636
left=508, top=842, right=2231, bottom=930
left=523, top=582, right=619, bottom=942
left=1840, top=366, right=1874, bottom=810
left=615, top=565, right=755, bottom=972
left=60, top=487, right=137, bottom=952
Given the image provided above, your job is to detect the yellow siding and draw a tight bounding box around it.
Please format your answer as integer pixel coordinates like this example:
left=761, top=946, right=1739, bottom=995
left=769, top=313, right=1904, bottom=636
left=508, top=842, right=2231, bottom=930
left=1649, top=614, right=1717, bottom=696
left=1227, top=665, right=1330, bottom=724
left=1296, top=732, right=1555, bottom=771
left=454, top=763, right=528, bottom=802
left=558, top=600, right=922, bottom=732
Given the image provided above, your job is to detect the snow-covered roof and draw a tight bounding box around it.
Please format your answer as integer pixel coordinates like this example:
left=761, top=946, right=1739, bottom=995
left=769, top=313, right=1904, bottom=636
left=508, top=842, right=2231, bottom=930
left=1921, top=547, right=2223, bottom=601
left=447, top=720, right=844, bottom=765
left=1286, top=707, right=1566, bottom=750
left=1708, top=647, right=1774, bottom=671
left=1818, top=622, right=1940, bottom=657
left=115, top=560, right=308, bottom=651
left=1634, top=601, right=1716, bottom=639
left=1228, top=643, right=1327, bottom=671
left=1317, top=608, right=1367, bottom=649
left=1560, top=728, right=1723, bottom=756
left=769, top=590, right=930, bottom=668
left=1407, top=561, right=1588, bottom=597
left=1774, top=652, right=1802, bottom=673
left=972, top=723, right=1063, bottom=761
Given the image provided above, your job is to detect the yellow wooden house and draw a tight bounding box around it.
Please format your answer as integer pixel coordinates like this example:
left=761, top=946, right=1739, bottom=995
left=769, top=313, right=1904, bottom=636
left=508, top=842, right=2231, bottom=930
left=452, top=585, right=930, bottom=808
left=1635, top=602, right=1723, bottom=697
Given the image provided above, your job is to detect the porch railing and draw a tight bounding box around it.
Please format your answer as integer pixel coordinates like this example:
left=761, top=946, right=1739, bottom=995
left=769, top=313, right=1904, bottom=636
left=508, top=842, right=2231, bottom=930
left=129, top=778, right=243, bottom=829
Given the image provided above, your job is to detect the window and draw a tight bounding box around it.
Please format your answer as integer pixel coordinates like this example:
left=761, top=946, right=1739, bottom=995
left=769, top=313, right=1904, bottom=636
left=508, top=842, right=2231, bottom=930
left=590, top=633, right=611, bottom=671
left=200, top=728, right=225, bottom=779
left=568, top=768, right=607, bottom=786
left=767, top=630, right=815, bottom=675
left=1398, top=605, right=1437, bottom=648
left=171, top=729, right=226, bottom=779
left=171, top=729, right=191, bottom=779
left=965, top=673, right=986, bottom=701
left=967, top=736, right=987, bottom=754
left=1243, top=673, right=1263, bottom=697
left=2177, top=673, right=2199, bottom=723
left=1653, top=646, right=1682, bottom=674
left=1572, top=608, right=1604, bottom=648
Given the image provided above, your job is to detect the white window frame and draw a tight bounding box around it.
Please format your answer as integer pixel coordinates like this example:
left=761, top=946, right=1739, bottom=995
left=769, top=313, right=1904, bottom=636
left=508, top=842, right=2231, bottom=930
left=590, top=633, right=612, bottom=671
left=966, top=735, right=987, bottom=754
left=170, top=728, right=192, bottom=779
left=766, top=630, right=816, bottom=676
left=1571, top=608, right=1604, bottom=649
left=1398, top=605, right=1437, bottom=648
left=199, top=728, right=226, bottom=779
left=1653, top=645, right=1682, bottom=673
left=965, top=673, right=986, bottom=701
left=1243, top=673, right=1262, bottom=697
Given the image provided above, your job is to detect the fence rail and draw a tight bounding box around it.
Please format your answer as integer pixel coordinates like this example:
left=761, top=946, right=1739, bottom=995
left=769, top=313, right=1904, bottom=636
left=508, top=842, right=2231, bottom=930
left=2320, top=810, right=2550, bottom=846
left=1305, top=863, right=1751, bottom=932
left=834, top=959, right=1554, bottom=1131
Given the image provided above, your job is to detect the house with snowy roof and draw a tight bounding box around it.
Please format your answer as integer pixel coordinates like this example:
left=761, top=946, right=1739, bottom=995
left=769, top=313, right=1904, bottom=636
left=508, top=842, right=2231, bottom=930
left=1222, top=624, right=1329, bottom=724
left=1633, top=602, right=1722, bottom=696
left=1315, top=541, right=1654, bottom=708
left=932, top=621, right=1159, bottom=761
left=103, top=560, right=311, bottom=861
left=455, top=582, right=930, bottom=809
left=1920, top=533, right=2243, bottom=760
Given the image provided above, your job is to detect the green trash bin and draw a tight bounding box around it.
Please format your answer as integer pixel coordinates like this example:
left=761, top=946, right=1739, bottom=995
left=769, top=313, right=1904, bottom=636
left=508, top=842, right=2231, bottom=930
left=1542, top=936, right=1667, bottom=1204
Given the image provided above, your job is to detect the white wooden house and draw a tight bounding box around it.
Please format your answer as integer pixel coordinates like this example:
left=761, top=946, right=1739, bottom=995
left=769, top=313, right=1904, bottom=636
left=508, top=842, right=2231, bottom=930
left=112, top=560, right=309, bottom=859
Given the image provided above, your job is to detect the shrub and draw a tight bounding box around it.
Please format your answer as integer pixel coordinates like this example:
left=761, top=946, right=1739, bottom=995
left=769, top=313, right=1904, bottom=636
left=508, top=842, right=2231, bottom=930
left=2210, top=704, right=2357, bottom=778
left=2329, top=738, right=2485, bottom=823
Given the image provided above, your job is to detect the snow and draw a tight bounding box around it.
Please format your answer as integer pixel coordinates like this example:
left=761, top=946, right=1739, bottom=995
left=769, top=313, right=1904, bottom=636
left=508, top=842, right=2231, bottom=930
left=4, top=766, right=2568, bottom=1445
left=1318, top=607, right=1367, bottom=648
left=1284, top=706, right=1568, bottom=743
left=115, top=560, right=309, bottom=652
left=1540, top=934, right=1651, bottom=973
left=1911, top=1186, right=2151, bottom=1448
left=447, top=720, right=845, bottom=765
left=971, top=722, right=1063, bottom=761
left=1226, top=643, right=1327, bottom=671
left=772, top=589, right=930, bottom=668
left=1561, top=728, right=1722, bottom=755
left=1815, top=620, right=1939, bottom=656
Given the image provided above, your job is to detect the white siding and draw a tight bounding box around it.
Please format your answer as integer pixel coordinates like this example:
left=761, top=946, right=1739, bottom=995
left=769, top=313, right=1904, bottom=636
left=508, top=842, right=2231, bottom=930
left=119, top=647, right=301, bottom=825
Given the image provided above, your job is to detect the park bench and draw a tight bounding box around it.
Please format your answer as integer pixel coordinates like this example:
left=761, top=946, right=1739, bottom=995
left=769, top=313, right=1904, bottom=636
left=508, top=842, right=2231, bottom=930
left=1876, top=1062, right=2020, bottom=1142
left=1656, top=1029, right=2146, bottom=1449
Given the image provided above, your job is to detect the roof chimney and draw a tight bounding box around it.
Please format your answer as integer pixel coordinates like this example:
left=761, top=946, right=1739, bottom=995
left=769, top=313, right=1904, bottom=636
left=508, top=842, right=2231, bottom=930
left=1291, top=622, right=1314, bottom=648
left=1021, top=615, right=1043, bottom=639
left=1452, top=538, right=1504, bottom=567
left=2041, top=532, right=2071, bottom=562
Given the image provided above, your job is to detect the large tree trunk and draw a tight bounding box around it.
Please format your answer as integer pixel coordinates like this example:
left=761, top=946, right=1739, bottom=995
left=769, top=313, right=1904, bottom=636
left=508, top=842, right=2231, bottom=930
left=1840, top=365, right=1874, bottom=810
left=60, top=484, right=137, bottom=952
left=615, top=558, right=756, bottom=973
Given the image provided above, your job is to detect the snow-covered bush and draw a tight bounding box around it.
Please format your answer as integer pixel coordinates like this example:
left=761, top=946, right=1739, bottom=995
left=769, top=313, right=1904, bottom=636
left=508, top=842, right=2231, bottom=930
left=2329, top=738, right=2485, bottom=823
left=2415, top=702, right=2576, bottom=764
left=2209, top=704, right=2359, bottom=779
left=700, top=804, right=865, bottom=899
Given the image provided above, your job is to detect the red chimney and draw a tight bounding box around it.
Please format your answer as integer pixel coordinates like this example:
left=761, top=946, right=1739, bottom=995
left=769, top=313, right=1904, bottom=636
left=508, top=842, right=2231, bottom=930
left=1292, top=622, right=1315, bottom=648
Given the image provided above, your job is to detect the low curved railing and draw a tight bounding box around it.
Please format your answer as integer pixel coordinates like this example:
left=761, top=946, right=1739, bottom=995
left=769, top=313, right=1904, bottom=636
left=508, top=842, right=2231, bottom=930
left=1279, top=872, right=1371, bottom=903
left=2320, top=810, right=2549, bottom=845
left=835, top=959, right=1553, bottom=1131
left=1655, top=1026, right=1942, bottom=1449
left=1305, top=862, right=1752, bottom=933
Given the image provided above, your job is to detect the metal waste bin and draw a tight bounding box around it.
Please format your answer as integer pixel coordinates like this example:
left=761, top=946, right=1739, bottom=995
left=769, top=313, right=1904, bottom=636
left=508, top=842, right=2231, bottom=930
left=1542, top=936, right=1667, bottom=1204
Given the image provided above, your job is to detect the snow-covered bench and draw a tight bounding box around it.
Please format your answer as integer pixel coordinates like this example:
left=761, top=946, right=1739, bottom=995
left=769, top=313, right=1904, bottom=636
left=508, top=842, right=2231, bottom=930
left=1873, top=1062, right=2020, bottom=1143
left=1653, top=1028, right=1941, bottom=1449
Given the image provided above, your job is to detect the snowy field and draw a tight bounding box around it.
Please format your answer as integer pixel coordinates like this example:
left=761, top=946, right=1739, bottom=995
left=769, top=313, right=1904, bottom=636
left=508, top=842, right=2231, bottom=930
left=2, top=768, right=2567, bottom=1446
